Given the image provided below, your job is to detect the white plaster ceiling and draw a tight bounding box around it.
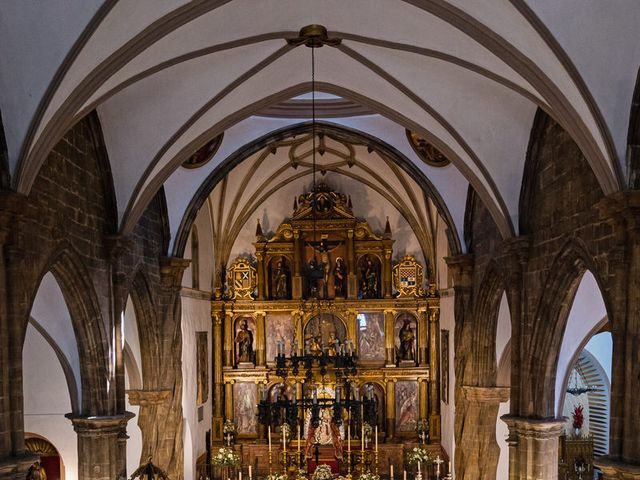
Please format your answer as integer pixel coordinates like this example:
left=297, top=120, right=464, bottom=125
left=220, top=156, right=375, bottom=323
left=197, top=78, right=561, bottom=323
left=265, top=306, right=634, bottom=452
left=1, top=0, right=637, bottom=240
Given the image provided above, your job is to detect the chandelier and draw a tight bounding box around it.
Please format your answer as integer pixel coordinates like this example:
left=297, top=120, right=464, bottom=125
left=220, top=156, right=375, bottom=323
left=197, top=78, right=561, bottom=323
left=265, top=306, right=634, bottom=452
left=566, top=357, right=598, bottom=396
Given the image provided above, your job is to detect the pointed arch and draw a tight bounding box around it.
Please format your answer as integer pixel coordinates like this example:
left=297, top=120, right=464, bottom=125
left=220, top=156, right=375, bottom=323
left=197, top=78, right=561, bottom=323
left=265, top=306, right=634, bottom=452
left=527, top=237, right=610, bottom=416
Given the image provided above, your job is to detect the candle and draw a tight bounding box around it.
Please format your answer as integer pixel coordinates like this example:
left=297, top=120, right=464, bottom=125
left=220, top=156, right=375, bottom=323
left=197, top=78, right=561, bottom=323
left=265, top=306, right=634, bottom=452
left=297, top=424, right=301, bottom=453
left=268, top=426, right=272, bottom=452
left=448, top=461, right=452, bottom=473
left=248, top=466, right=252, bottom=480
left=348, top=423, right=351, bottom=452
left=418, top=461, right=421, bottom=474
left=375, top=426, right=378, bottom=452
left=239, top=472, right=242, bottom=480
left=361, top=422, right=365, bottom=452
left=390, top=465, right=394, bottom=480
left=283, top=426, right=286, bottom=451
left=403, top=471, right=407, bottom=480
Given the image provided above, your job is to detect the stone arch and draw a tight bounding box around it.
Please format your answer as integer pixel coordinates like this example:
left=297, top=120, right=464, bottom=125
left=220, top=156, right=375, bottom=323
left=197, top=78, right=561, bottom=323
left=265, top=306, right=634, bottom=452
left=172, top=122, right=462, bottom=261
left=527, top=238, right=610, bottom=417
left=25, top=243, right=110, bottom=416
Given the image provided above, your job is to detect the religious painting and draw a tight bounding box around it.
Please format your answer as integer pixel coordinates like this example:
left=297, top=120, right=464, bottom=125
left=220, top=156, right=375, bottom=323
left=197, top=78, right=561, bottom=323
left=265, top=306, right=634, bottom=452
left=234, top=316, right=256, bottom=366
left=268, top=255, right=291, bottom=300
left=269, top=383, right=294, bottom=431
left=395, top=381, right=418, bottom=433
left=357, top=312, right=385, bottom=363
left=266, top=314, right=294, bottom=363
left=357, top=254, right=382, bottom=299
left=196, top=331, right=208, bottom=405
left=304, top=314, right=346, bottom=355
left=234, top=382, right=257, bottom=435
left=303, top=386, right=338, bottom=444
left=394, top=313, right=417, bottom=365
left=361, top=382, right=385, bottom=432
left=441, top=329, right=449, bottom=404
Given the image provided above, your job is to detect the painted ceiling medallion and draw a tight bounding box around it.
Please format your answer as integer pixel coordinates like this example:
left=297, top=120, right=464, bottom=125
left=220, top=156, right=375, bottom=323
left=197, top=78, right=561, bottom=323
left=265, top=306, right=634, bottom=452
left=406, top=130, right=451, bottom=168
left=182, top=133, right=224, bottom=169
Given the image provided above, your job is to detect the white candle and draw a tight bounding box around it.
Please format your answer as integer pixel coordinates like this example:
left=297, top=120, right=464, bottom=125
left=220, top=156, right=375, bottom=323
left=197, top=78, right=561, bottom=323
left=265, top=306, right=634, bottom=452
left=375, top=426, right=378, bottom=452
left=239, top=472, right=242, bottom=480
left=297, top=425, right=301, bottom=453
left=348, top=423, right=351, bottom=452
left=448, top=461, right=452, bottom=473
left=248, top=466, right=252, bottom=480
left=283, top=427, right=286, bottom=451
left=403, top=471, right=407, bottom=480
left=390, top=465, right=394, bottom=480
left=361, top=423, right=365, bottom=452
left=418, top=461, right=421, bottom=474
left=268, top=426, right=272, bottom=452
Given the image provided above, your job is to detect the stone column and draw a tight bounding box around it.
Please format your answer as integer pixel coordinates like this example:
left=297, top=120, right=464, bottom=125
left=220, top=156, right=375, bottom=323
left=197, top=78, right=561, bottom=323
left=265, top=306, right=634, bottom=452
left=384, top=309, right=396, bottom=366
left=224, top=309, right=234, bottom=367
left=212, top=310, right=224, bottom=440
left=501, top=416, right=565, bottom=480
left=68, top=414, right=133, bottom=480
left=254, top=311, right=266, bottom=366
left=225, top=381, right=234, bottom=421
left=418, top=307, right=428, bottom=367
left=385, top=379, right=396, bottom=440
left=428, top=305, right=441, bottom=442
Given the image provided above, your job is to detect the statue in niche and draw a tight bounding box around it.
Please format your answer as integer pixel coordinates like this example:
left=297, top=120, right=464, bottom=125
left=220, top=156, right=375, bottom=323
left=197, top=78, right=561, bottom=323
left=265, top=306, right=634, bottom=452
left=235, top=319, right=254, bottom=364
left=398, top=317, right=416, bottom=361
left=360, top=255, right=380, bottom=299
left=271, top=256, right=290, bottom=299
left=310, top=239, right=340, bottom=299
left=333, top=256, right=347, bottom=298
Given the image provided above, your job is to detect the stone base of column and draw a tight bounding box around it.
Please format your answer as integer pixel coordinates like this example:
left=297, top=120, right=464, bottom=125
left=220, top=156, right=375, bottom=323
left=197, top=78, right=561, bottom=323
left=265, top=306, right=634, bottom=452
left=596, top=457, right=640, bottom=479
left=0, top=453, right=39, bottom=480
left=501, top=415, right=565, bottom=480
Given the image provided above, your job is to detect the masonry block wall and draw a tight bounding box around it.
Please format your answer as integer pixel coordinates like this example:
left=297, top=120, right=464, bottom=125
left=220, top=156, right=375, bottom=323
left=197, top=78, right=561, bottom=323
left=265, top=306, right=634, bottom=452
left=0, top=112, right=184, bottom=480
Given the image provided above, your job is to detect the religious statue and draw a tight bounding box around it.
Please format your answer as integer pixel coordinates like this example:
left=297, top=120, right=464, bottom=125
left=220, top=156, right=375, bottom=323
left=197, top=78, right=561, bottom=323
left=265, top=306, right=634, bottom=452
left=271, top=257, right=290, bottom=299
left=26, top=461, right=46, bottom=480
left=305, top=257, right=323, bottom=298
left=333, top=256, right=347, bottom=297
left=398, top=318, right=416, bottom=361
left=235, top=319, right=254, bottom=364
left=360, top=255, right=379, bottom=299
left=306, top=334, right=323, bottom=356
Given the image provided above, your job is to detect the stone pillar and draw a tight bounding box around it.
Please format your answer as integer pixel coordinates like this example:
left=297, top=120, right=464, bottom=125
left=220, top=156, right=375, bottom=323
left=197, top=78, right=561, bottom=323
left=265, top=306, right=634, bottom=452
left=384, top=309, right=396, bottom=366
left=68, top=414, right=133, bottom=480
left=385, top=379, right=396, bottom=440
left=224, top=309, right=234, bottom=367
left=212, top=310, right=224, bottom=440
left=428, top=305, right=441, bottom=442
left=418, top=307, right=428, bottom=367
left=225, top=381, right=234, bottom=421
left=346, top=229, right=357, bottom=299
left=501, top=416, right=564, bottom=480
left=254, top=311, right=266, bottom=366
left=456, top=386, right=510, bottom=479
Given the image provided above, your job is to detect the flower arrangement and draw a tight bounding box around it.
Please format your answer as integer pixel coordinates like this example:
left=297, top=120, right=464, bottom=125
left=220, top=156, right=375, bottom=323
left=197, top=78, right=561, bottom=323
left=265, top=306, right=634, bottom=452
left=312, top=464, right=333, bottom=480
left=211, top=447, right=240, bottom=466
left=281, top=422, right=292, bottom=437
left=223, top=420, right=237, bottom=435
left=266, top=473, right=288, bottom=480
left=407, top=446, right=431, bottom=465
left=359, top=473, right=380, bottom=480
left=572, top=405, right=584, bottom=430
left=415, top=419, right=429, bottom=434
left=363, top=422, right=373, bottom=438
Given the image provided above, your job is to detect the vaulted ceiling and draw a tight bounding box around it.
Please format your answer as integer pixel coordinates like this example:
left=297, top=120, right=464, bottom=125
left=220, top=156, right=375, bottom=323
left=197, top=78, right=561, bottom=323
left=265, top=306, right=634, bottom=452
left=1, top=0, right=639, bottom=247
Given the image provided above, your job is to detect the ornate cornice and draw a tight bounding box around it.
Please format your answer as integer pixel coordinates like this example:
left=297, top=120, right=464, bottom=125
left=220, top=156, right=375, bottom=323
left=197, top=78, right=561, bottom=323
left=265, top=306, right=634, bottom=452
left=126, top=389, right=172, bottom=406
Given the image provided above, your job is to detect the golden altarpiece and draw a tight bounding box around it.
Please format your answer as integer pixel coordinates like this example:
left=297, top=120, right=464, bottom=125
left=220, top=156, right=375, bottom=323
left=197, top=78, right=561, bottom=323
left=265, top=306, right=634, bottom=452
left=211, top=184, right=444, bottom=474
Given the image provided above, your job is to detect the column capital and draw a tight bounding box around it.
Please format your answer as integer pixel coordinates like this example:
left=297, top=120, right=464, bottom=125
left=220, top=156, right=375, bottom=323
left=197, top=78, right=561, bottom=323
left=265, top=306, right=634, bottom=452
left=66, top=412, right=135, bottom=436
left=500, top=415, right=565, bottom=439
left=444, top=254, right=474, bottom=288
left=462, top=386, right=510, bottom=403
left=159, top=256, right=191, bottom=289
left=596, top=457, right=640, bottom=478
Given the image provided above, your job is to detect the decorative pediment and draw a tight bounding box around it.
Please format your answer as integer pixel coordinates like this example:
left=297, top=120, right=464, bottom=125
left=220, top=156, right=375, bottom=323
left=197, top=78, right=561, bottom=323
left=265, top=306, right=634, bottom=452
left=393, top=255, right=426, bottom=298
left=227, top=257, right=257, bottom=300
left=291, top=182, right=354, bottom=221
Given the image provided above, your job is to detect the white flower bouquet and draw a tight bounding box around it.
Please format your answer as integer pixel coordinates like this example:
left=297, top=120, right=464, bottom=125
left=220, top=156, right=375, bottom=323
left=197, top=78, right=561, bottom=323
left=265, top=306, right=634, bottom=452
left=312, top=464, right=333, bottom=480
left=211, top=447, right=240, bottom=466
left=407, top=446, right=430, bottom=465
left=223, top=420, right=237, bottom=435
left=359, top=473, right=380, bottom=480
